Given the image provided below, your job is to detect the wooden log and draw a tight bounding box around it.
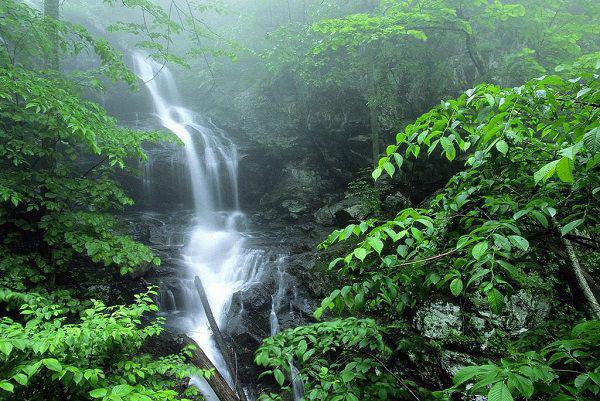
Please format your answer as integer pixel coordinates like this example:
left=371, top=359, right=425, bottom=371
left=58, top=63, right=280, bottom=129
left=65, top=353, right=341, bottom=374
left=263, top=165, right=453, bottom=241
left=180, top=335, right=241, bottom=401
left=194, top=276, right=248, bottom=401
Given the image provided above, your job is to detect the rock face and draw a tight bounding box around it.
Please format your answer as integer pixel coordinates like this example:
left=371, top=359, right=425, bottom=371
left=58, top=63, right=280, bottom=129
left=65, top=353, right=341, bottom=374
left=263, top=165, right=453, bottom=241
left=414, top=301, right=462, bottom=340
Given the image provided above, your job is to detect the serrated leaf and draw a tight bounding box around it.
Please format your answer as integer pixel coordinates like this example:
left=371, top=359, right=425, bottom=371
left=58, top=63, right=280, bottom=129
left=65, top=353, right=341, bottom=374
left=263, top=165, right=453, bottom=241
left=43, top=358, right=62, bottom=372
left=583, top=127, right=600, bottom=153
left=440, top=137, right=456, bottom=161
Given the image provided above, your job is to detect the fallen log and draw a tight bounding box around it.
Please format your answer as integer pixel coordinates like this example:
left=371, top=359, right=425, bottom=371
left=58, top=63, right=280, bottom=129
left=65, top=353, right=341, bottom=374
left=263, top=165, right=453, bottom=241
left=194, top=276, right=248, bottom=401
left=179, top=334, right=241, bottom=401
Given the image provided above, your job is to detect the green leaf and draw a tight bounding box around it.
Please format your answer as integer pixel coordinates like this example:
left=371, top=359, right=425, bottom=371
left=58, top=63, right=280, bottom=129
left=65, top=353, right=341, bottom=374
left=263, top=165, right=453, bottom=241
left=485, top=93, right=495, bottom=107
left=354, top=248, right=367, bottom=261
left=372, top=168, right=382, bottom=181
left=555, top=157, right=574, bottom=183
left=341, top=369, right=354, bottom=383
left=0, top=341, right=13, bottom=357
left=12, top=373, right=28, bottom=386
left=472, top=241, right=488, bottom=261
left=530, top=211, right=548, bottom=228
left=296, top=340, right=308, bottom=357
left=487, top=288, right=504, bottom=314
left=274, top=369, right=285, bottom=386
left=450, top=278, right=463, bottom=296
left=560, top=219, right=583, bottom=236
left=583, top=127, right=600, bottom=153
left=43, top=358, right=62, bottom=372
left=440, top=137, right=456, bottom=161
left=574, top=373, right=588, bottom=388
left=508, top=373, right=533, bottom=398
left=0, top=382, right=14, bottom=393
left=383, top=161, right=395, bottom=177
left=112, top=384, right=133, bottom=397
left=89, top=388, right=108, bottom=398
left=495, top=140, right=508, bottom=155
left=508, top=235, right=529, bottom=251
left=534, top=160, right=559, bottom=184
left=367, top=237, right=384, bottom=254
left=488, top=382, right=513, bottom=401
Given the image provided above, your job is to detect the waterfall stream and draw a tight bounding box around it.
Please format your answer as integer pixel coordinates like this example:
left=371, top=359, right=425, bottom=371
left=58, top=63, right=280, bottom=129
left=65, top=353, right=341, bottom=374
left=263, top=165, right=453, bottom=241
left=134, top=54, right=269, bottom=399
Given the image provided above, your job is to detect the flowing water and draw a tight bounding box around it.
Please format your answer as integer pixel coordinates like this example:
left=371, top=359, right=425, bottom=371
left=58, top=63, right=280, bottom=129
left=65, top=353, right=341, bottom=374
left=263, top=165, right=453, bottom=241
left=134, top=54, right=305, bottom=401
left=134, top=54, right=268, bottom=399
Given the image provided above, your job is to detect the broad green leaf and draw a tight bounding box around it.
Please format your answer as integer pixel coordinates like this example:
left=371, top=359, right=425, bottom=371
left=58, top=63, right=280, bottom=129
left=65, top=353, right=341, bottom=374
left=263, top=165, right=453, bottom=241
left=555, top=157, right=574, bottom=183
left=488, top=381, right=513, bottom=401
left=560, top=219, right=583, bottom=236
left=508, top=373, right=533, bottom=398
left=372, top=168, right=382, bottom=181
left=440, top=137, right=456, bottom=161
left=368, top=237, right=384, bottom=254
left=274, top=368, right=285, bottom=386
left=534, top=160, right=558, bottom=184
left=583, top=127, right=600, bottom=152
left=43, top=358, right=62, bottom=372
left=487, top=288, right=504, bottom=314
left=508, top=235, right=529, bottom=251
left=472, top=241, right=488, bottom=261
left=495, top=140, right=508, bottom=155
left=89, top=389, right=108, bottom=398
left=354, top=248, right=367, bottom=261
left=450, top=278, right=463, bottom=296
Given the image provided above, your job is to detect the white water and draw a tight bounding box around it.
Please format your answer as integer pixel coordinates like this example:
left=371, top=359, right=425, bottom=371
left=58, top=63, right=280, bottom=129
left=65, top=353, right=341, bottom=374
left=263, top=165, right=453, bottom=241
left=134, top=54, right=261, bottom=399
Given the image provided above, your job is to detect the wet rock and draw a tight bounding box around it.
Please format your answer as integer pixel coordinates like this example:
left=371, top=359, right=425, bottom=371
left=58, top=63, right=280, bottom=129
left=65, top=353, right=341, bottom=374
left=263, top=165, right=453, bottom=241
left=501, top=290, right=551, bottom=333
left=440, top=351, right=474, bottom=377
left=382, top=191, right=411, bottom=211
left=414, top=301, right=462, bottom=339
left=313, top=196, right=371, bottom=226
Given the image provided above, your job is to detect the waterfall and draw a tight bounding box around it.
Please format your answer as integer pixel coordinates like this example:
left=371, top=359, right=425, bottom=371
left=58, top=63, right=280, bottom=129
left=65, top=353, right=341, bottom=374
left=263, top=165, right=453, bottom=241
left=133, top=54, right=266, bottom=400
left=269, top=257, right=305, bottom=401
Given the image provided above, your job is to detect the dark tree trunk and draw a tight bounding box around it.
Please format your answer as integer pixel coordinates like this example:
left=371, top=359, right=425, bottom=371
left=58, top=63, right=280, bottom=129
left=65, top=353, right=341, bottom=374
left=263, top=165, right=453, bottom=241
left=180, top=335, right=242, bottom=401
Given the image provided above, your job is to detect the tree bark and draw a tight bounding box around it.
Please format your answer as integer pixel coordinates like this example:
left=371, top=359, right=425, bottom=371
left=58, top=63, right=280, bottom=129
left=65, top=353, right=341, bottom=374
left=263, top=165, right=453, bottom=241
left=180, top=335, right=241, bottom=401
left=194, top=276, right=248, bottom=401
left=368, top=65, right=380, bottom=168
left=559, top=235, right=600, bottom=319
left=44, top=0, right=60, bottom=71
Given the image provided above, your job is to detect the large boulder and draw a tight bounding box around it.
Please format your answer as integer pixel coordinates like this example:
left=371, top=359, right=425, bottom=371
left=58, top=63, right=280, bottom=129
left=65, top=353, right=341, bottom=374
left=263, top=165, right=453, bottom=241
left=414, top=301, right=462, bottom=339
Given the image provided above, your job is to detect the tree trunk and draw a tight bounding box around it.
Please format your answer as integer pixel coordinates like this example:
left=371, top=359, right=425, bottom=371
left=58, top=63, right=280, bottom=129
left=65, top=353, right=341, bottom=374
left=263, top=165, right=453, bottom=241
left=465, top=33, right=486, bottom=79
left=180, top=335, right=241, bottom=401
left=194, top=276, right=248, bottom=401
left=368, top=65, right=380, bottom=168
left=44, top=0, right=60, bottom=71
left=559, top=235, right=600, bottom=319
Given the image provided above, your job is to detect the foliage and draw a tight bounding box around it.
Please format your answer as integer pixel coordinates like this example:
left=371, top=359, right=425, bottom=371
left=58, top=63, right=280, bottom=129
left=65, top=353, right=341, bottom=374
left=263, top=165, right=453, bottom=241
left=0, top=2, right=207, bottom=400
left=255, top=54, right=600, bottom=400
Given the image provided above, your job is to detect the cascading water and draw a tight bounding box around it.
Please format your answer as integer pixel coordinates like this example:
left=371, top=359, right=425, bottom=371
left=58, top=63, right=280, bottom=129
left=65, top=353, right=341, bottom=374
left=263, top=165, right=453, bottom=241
left=134, top=54, right=267, bottom=399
